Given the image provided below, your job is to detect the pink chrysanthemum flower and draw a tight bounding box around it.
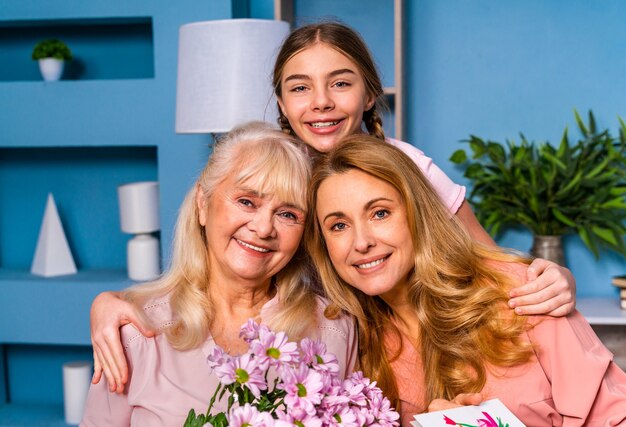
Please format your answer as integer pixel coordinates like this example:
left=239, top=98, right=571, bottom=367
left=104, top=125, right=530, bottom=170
left=239, top=319, right=261, bottom=343
left=323, top=404, right=359, bottom=427
left=340, top=377, right=368, bottom=408
left=279, top=363, right=325, bottom=416
left=213, top=353, right=267, bottom=398
left=228, top=403, right=275, bottom=427
left=275, top=410, right=324, bottom=427
left=251, top=327, right=299, bottom=369
left=365, top=392, right=400, bottom=426
left=299, top=338, right=340, bottom=375
left=206, top=345, right=232, bottom=370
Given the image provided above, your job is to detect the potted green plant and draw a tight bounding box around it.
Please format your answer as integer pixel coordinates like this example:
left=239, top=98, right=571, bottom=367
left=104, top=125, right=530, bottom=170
left=31, top=39, right=72, bottom=82
left=450, top=111, right=626, bottom=265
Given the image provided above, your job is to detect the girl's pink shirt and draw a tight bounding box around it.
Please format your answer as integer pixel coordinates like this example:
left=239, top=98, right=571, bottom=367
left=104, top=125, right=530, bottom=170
left=387, top=138, right=466, bottom=215
left=390, top=311, right=626, bottom=426
left=80, top=295, right=357, bottom=426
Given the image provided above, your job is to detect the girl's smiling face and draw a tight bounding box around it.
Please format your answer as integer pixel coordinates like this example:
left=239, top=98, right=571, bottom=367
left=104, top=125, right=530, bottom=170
left=315, top=169, right=414, bottom=301
left=277, top=43, right=375, bottom=153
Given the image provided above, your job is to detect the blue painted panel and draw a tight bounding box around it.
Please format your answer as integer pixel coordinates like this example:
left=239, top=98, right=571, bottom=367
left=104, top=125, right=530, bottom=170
left=405, top=0, right=626, bottom=296
left=0, top=346, right=5, bottom=403
left=0, top=18, right=154, bottom=82
left=294, top=0, right=395, bottom=88
left=0, top=269, right=130, bottom=345
left=250, top=0, right=274, bottom=20
left=6, top=345, right=92, bottom=405
left=0, top=0, right=232, bottom=413
left=0, top=403, right=65, bottom=426
left=0, top=147, right=157, bottom=270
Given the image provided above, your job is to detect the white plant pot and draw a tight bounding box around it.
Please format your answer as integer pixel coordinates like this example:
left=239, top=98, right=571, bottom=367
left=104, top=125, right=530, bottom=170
left=38, top=58, right=65, bottom=82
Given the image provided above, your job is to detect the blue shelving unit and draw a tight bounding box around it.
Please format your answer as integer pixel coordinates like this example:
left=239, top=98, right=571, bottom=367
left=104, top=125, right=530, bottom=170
left=0, top=1, right=229, bottom=423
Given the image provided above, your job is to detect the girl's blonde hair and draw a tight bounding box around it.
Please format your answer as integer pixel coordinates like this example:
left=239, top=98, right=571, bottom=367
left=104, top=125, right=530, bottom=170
left=306, top=135, right=533, bottom=407
left=273, top=21, right=386, bottom=141
left=124, top=122, right=318, bottom=349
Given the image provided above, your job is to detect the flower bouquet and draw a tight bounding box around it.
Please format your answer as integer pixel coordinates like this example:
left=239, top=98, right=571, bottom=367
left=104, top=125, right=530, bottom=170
left=184, top=320, right=400, bottom=427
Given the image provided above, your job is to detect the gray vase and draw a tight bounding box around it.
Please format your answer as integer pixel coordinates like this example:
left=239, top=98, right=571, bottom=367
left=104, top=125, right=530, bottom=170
left=530, top=235, right=565, bottom=266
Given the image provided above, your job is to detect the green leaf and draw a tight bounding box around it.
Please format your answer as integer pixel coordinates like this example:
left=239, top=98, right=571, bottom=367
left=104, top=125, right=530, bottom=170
left=552, top=208, right=576, bottom=227
left=450, top=149, right=467, bottom=164
left=592, top=226, right=619, bottom=245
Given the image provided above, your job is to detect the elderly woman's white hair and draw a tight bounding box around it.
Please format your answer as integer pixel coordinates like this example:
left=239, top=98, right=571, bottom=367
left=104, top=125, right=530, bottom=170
left=124, top=121, right=317, bottom=349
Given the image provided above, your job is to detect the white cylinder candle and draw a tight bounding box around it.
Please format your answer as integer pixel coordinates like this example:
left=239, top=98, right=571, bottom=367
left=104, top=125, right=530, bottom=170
left=62, top=361, right=92, bottom=425
left=117, top=181, right=160, bottom=234
left=127, top=233, right=161, bottom=281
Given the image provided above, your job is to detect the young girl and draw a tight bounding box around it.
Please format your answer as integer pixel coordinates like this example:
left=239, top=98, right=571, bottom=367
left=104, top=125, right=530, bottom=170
left=90, top=21, right=575, bottom=393
left=271, top=21, right=574, bottom=314
left=307, top=135, right=626, bottom=425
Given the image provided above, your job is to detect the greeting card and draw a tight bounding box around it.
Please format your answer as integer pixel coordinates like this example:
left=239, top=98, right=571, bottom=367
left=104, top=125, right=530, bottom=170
left=411, top=398, right=525, bottom=427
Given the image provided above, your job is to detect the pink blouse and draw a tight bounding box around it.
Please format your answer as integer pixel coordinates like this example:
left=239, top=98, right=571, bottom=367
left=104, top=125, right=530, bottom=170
left=81, top=295, right=357, bottom=426
left=387, top=138, right=466, bottom=215
left=390, top=311, right=626, bottom=426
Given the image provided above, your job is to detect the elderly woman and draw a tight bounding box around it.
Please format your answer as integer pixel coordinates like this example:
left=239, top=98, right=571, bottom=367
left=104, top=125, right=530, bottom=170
left=306, top=135, right=626, bottom=426
left=80, top=122, right=356, bottom=426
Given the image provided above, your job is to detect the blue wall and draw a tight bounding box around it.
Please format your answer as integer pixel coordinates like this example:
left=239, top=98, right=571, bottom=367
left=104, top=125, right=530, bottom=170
left=3, top=0, right=626, bottom=412
left=0, top=0, right=229, bottom=409
left=405, top=0, right=626, bottom=296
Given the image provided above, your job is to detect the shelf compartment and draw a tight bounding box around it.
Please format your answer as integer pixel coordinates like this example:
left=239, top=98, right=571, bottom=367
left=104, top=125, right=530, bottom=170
left=0, top=17, right=154, bottom=82
left=0, top=146, right=158, bottom=272
left=0, top=268, right=131, bottom=345
left=0, top=403, right=66, bottom=426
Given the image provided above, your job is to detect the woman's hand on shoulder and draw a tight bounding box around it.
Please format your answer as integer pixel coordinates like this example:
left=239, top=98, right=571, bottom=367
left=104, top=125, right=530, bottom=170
left=90, top=291, right=155, bottom=393
left=427, top=393, right=483, bottom=412
left=508, top=258, right=576, bottom=317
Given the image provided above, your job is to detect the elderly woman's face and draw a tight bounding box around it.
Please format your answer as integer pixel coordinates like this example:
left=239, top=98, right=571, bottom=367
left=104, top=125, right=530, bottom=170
left=198, top=175, right=306, bottom=286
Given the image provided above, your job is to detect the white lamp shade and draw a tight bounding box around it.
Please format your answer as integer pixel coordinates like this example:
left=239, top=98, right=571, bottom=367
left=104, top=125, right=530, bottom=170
left=175, top=19, right=290, bottom=133
left=118, top=181, right=160, bottom=234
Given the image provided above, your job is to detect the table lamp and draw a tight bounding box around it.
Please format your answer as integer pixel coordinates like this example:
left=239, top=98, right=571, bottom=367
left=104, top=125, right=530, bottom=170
left=175, top=19, right=290, bottom=134
left=117, top=181, right=160, bottom=281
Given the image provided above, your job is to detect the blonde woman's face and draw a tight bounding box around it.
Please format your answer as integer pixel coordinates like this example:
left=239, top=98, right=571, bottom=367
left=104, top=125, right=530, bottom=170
left=315, top=169, right=414, bottom=302
left=277, top=43, right=375, bottom=153
left=197, top=177, right=306, bottom=287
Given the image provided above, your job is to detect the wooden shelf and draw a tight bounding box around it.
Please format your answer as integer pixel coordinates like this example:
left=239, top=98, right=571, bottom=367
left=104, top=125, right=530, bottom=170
left=577, top=297, right=626, bottom=325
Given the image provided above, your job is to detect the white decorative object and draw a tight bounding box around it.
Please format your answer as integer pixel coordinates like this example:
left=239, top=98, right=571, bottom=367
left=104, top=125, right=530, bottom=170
left=118, top=181, right=161, bottom=281
left=175, top=19, right=290, bottom=133
left=62, top=361, right=92, bottom=425
left=31, top=193, right=77, bottom=277
left=38, top=58, right=64, bottom=82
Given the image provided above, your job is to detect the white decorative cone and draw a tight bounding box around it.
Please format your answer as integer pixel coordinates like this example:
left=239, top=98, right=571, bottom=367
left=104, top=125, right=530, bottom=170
left=31, top=193, right=77, bottom=277
left=38, top=58, right=64, bottom=82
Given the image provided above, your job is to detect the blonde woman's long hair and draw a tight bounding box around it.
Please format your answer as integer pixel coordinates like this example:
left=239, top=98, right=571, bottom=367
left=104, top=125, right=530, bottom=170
left=124, top=122, right=318, bottom=350
left=306, top=135, right=533, bottom=408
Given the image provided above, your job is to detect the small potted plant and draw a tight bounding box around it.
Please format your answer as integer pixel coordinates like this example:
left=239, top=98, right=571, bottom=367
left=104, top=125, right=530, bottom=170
left=31, top=39, right=72, bottom=82
left=450, top=110, right=626, bottom=265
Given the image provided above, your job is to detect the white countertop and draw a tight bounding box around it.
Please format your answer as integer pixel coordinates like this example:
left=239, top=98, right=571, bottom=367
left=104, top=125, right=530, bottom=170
left=577, top=297, right=626, bottom=325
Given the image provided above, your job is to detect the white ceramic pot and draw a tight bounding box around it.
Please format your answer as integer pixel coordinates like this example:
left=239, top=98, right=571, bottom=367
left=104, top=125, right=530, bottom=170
left=38, top=58, right=65, bottom=82
left=127, top=234, right=160, bottom=281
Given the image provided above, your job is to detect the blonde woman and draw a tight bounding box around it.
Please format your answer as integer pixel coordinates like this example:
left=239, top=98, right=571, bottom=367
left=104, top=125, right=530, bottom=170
left=81, top=123, right=356, bottom=426
left=307, top=135, right=626, bottom=426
